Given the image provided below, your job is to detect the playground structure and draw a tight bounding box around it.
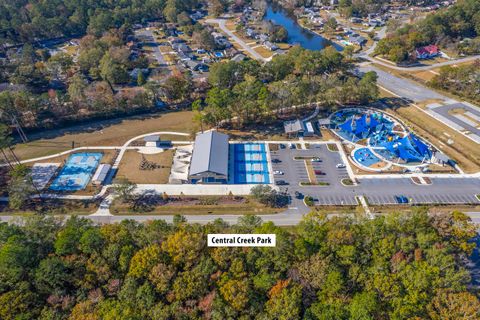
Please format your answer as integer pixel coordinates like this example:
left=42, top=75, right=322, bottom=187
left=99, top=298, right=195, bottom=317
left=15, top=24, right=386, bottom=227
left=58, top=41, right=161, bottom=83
left=331, top=108, right=434, bottom=172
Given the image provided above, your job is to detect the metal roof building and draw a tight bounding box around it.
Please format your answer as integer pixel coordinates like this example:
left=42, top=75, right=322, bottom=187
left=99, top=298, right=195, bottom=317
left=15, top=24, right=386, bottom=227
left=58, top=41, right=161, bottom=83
left=92, top=164, right=111, bottom=186
left=284, top=119, right=305, bottom=136
left=188, top=131, right=229, bottom=184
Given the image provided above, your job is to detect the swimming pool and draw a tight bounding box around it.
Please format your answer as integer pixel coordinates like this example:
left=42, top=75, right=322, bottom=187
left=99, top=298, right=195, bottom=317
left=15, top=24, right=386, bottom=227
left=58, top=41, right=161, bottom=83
left=230, top=143, right=270, bottom=184
left=50, top=153, right=103, bottom=191
left=353, top=148, right=381, bottom=167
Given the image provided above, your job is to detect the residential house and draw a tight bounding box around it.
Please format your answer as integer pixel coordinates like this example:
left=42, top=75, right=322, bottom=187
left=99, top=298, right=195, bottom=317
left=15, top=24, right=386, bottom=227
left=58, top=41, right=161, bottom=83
left=246, top=28, right=257, bottom=38
left=415, top=45, right=439, bottom=59
left=231, top=53, right=247, bottom=62
left=348, top=35, right=367, bottom=46
left=264, top=41, right=279, bottom=51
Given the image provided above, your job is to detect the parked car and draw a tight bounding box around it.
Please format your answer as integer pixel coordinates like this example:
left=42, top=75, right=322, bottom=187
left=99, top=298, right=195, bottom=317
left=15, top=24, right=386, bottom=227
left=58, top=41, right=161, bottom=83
left=314, top=170, right=325, bottom=175
left=289, top=144, right=296, bottom=149
left=279, top=144, right=286, bottom=149
left=336, top=163, right=346, bottom=168
left=294, top=191, right=303, bottom=199
left=272, top=159, right=282, bottom=163
left=312, top=157, right=322, bottom=162
left=275, top=180, right=289, bottom=185
left=273, top=170, right=284, bottom=175
left=395, top=195, right=409, bottom=204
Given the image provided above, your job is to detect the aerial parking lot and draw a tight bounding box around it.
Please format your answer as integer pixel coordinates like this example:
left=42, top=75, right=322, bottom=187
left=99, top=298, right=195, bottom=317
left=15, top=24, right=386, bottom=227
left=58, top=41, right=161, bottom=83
left=361, top=178, right=480, bottom=205
left=269, top=143, right=358, bottom=206
left=267, top=142, right=480, bottom=208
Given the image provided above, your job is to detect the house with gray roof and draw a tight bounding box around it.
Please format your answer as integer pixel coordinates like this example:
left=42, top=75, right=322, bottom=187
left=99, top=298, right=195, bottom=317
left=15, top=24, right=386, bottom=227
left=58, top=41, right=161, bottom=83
left=188, top=131, right=229, bottom=184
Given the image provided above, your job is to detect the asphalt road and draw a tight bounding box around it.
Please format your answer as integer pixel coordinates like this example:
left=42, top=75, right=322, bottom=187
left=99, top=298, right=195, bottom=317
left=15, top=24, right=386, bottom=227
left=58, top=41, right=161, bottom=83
left=358, top=64, right=447, bottom=102
left=433, top=103, right=480, bottom=137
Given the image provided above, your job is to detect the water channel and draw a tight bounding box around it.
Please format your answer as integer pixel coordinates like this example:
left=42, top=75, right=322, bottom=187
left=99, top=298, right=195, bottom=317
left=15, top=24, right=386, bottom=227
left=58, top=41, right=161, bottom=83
left=263, top=3, right=342, bottom=51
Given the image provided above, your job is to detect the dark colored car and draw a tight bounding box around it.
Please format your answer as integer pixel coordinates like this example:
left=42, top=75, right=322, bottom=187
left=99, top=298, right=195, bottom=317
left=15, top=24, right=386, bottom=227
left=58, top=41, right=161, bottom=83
left=314, top=170, right=325, bottom=175
left=275, top=180, right=289, bottom=186
left=294, top=191, right=303, bottom=199
left=395, top=195, right=409, bottom=204
left=279, top=144, right=286, bottom=149
left=272, top=159, right=282, bottom=163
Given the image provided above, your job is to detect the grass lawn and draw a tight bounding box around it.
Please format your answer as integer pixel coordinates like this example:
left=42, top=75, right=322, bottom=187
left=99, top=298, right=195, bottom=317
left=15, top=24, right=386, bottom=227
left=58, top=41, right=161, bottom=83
left=412, top=70, right=438, bottom=82
left=159, top=46, right=172, bottom=53
left=116, top=149, right=174, bottom=184
left=111, top=197, right=281, bottom=215
left=254, top=46, right=274, bottom=59
left=327, top=143, right=339, bottom=152
left=386, top=105, right=480, bottom=173
left=10, top=111, right=195, bottom=162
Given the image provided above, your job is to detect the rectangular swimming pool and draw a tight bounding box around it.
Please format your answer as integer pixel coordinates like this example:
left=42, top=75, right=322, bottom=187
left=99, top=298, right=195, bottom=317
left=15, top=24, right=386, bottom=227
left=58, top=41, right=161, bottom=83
left=50, top=152, right=103, bottom=191
left=230, top=143, right=270, bottom=184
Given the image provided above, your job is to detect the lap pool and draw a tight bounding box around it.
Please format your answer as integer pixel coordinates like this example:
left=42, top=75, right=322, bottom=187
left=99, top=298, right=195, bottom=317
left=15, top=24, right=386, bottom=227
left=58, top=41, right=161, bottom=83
left=50, top=152, right=103, bottom=191
left=230, top=143, right=270, bottom=184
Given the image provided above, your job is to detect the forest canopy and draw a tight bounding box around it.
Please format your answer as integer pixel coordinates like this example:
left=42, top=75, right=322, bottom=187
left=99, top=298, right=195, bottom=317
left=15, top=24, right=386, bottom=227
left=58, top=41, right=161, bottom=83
left=374, top=0, right=480, bottom=62
left=0, top=210, right=479, bottom=319
left=0, top=0, right=201, bottom=44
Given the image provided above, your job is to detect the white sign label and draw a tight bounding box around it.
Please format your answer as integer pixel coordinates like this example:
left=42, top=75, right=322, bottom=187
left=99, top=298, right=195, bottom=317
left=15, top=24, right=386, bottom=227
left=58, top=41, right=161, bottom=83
left=208, top=234, right=276, bottom=247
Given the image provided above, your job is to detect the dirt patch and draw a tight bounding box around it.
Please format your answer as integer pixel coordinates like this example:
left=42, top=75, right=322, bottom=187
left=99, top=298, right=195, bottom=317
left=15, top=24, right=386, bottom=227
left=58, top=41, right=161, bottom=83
left=116, top=149, right=174, bottom=184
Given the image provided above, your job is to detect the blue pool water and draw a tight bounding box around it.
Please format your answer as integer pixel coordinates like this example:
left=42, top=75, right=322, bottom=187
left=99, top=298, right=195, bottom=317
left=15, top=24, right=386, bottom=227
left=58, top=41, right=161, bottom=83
left=353, top=148, right=381, bottom=167
left=50, top=153, right=103, bottom=191
left=231, top=143, right=270, bottom=184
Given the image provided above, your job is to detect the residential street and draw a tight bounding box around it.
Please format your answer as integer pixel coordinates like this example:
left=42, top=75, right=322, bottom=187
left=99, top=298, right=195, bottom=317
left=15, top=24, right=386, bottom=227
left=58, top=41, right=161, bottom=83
left=135, top=28, right=167, bottom=66
left=206, top=18, right=268, bottom=62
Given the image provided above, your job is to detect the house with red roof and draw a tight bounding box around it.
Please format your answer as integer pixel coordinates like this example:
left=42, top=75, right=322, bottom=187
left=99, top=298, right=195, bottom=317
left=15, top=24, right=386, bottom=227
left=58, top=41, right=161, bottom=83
left=415, top=45, right=439, bottom=59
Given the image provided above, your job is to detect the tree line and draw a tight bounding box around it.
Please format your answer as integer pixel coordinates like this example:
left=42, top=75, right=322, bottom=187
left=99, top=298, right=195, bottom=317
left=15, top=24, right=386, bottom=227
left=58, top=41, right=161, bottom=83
left=0, top=210, right=479, bottom=319
left=195, top=46, right=379, bottom=128
left=375, top=0, right=480, bottom=63
left=429, top=59, right=480, bottom=104
left=0, top=0, right=204, bottom=44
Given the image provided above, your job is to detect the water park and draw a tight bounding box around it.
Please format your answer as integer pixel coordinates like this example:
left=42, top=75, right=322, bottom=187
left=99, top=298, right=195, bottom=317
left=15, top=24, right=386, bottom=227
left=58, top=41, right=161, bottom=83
left=331, top=108, right=434, bottom=172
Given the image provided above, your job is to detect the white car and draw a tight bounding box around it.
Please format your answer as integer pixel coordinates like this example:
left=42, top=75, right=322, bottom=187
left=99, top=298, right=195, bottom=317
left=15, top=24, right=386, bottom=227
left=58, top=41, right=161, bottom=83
left=273, top=170, right=284, bottom=175
left=336, top=163, right=346, bottom=168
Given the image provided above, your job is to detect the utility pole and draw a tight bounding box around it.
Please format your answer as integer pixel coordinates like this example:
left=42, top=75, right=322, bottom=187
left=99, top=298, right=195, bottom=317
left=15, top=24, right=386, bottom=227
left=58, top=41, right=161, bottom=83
left=11, top=115, right=28, bottom=143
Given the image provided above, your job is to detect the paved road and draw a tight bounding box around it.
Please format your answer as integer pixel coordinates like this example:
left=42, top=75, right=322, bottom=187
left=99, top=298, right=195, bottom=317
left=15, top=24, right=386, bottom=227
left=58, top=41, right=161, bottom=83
left=433, top=103, right=480, bottom=138
left=358, top=64, right=447, bottom=102
left=206, top=18, right=267, bottom=62
left=365, top=54, right=480, bottom=72
left=135, top=28, right=167, bottom=66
